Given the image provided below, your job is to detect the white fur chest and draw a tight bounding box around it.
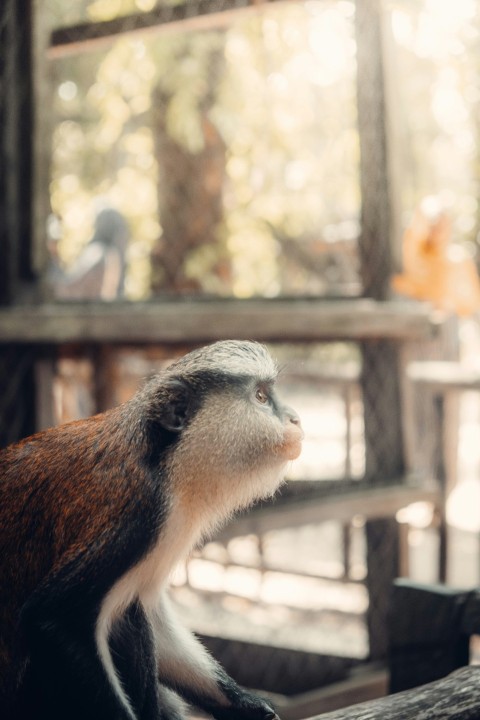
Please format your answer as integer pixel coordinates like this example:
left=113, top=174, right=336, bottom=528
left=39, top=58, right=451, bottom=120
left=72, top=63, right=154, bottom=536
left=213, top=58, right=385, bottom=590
left=94, top=501, right=204, bottom=718
left=98, top=500, right=202, bottom=629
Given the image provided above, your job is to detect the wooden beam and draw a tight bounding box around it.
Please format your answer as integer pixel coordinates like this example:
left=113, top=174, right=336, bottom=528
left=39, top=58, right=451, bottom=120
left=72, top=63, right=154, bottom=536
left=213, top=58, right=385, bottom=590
left=216, top=480, right=440, bottom=539
left=48, top=0, right=288, bottom=59
left=0, top=300, right=437, bottom=344
left=355, top=0, right=392, bottom=300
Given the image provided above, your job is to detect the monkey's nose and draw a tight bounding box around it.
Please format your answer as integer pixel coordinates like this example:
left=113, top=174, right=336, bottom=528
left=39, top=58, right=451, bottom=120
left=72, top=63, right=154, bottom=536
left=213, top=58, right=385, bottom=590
left=286, top=407, right=301, bottom=426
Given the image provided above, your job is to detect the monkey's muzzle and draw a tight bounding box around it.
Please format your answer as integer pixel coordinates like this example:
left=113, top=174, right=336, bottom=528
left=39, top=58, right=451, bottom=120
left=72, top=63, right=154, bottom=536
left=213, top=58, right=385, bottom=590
left=281, top=411, right=304, bottom=461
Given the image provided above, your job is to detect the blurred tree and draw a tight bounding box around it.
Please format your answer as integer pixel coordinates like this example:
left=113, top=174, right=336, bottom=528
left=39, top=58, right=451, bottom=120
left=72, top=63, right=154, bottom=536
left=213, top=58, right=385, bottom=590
left=150, top=35, right=230, bottom=294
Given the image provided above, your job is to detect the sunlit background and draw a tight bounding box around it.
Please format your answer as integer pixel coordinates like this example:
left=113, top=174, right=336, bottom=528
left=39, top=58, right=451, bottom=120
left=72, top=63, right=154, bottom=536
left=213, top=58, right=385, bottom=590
left=45, top=0, right=480, bottom=303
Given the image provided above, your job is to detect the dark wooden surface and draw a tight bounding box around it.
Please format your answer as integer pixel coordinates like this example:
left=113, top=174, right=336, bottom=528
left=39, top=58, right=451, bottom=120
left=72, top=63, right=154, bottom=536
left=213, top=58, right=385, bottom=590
left=307, top=666, right=480, bottom=719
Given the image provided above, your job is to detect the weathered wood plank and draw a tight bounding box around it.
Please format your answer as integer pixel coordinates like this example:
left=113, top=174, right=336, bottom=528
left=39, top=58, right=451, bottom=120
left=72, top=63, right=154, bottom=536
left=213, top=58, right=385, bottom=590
left=0, top=300, right=437, bottom=344
left=306, top=667, right=480, bottom=719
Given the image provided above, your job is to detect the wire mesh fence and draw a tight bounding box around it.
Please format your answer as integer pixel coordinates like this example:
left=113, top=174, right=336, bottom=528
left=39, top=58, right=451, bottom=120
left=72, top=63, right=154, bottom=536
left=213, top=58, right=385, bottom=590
left=0, top=0, right=445, bottom=707
left=46, top=0, right=361, bottom=302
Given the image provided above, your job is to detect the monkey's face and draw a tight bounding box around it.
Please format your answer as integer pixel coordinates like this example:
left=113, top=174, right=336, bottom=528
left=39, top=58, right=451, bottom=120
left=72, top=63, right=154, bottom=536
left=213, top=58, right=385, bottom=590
left=158, top=341, right=303, bottom=520
left=246, top=381, right=303, bottom=463
left=166, top=379, right=303, bottom=471
left=168, top=386, right=302, bottom=528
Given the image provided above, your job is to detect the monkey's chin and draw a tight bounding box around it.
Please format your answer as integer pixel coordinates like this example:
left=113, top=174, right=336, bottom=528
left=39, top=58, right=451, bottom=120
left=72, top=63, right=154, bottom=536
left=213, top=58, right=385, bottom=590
left=280, top=440, right=303, bottom=461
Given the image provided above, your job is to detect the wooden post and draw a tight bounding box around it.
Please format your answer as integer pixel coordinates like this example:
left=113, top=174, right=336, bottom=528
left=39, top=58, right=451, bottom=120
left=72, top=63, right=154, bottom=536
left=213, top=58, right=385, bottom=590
left=360, top=340, right=405, bottom=483
left=355, top=0, right=405, bottom=482
left=0, top=345, right=37, bottom=448
left=0, top=0, right=38, bottom=446
left=355, top=0, right=405, bottom=662
left=389, top=579, right=471, bottom=694
left=365, top=517, right=399, bottom=660
left=35, top=354, right=57, bottom=431
left=433, top=395, right=448, bottom=583
left=355, top=0, right=392, bottom=301
left=0, top=0, right=35, bottom=305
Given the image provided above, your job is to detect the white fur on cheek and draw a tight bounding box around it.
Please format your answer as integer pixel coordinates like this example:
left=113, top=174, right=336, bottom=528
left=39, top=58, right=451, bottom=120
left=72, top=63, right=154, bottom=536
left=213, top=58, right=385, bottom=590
left=167, top=394, right=289, bottom=529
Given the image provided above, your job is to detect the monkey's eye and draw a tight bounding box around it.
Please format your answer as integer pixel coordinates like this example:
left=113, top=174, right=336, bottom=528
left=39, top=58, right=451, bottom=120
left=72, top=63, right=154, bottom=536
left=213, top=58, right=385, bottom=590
left=255, top=387, right=269, bottom=404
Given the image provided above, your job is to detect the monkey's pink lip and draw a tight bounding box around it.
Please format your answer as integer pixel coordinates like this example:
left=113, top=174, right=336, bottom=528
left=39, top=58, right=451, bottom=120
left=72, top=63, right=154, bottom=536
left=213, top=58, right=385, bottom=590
left=285, top=423, right=304, bottom=458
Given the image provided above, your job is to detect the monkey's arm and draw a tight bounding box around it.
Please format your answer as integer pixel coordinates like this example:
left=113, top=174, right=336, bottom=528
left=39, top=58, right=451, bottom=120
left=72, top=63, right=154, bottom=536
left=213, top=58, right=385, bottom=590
left=152, top=594, right=279, bottom=720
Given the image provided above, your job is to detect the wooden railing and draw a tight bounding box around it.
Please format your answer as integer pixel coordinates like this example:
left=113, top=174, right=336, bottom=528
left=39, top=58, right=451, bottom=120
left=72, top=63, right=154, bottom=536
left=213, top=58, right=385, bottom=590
left=0, top=299, right=436, bottom=344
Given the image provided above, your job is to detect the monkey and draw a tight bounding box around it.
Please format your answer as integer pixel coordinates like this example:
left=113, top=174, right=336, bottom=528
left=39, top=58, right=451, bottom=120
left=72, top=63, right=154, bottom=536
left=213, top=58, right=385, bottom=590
left=0, top=340, right=303, bottom=720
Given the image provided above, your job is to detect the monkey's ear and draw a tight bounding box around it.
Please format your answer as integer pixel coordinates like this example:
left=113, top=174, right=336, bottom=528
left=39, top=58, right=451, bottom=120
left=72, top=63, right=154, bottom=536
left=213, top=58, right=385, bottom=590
left=156, top=378, right=191, bottom=432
